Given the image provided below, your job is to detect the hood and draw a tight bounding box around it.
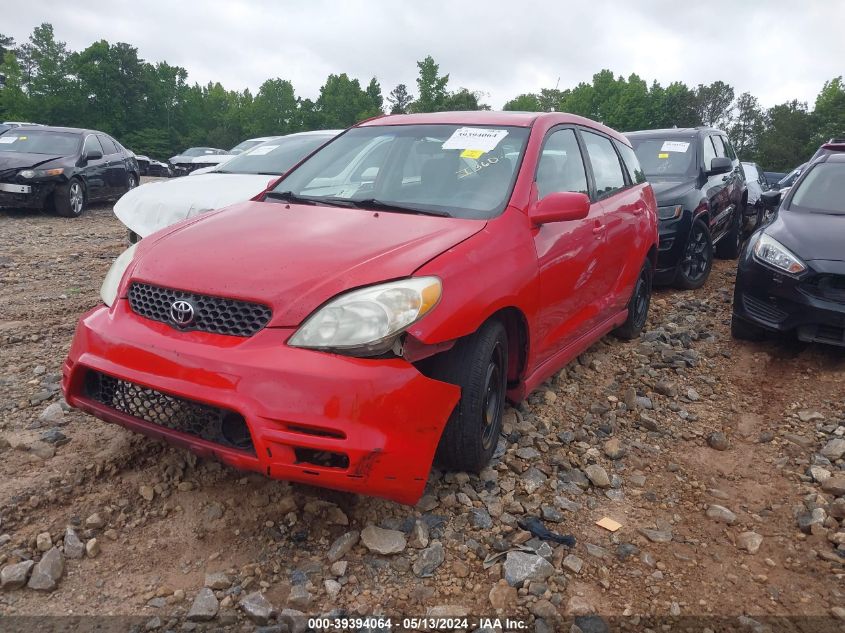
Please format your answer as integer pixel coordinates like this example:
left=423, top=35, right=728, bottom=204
left=191, top=154, right=233, bottom=165
left=647, top=179, right=697, bottom=205
left=113, top=172, right=274, bottom=237
left=130, top=200, right=486, bottom=327
left=0, top=153, right=65, bottom=172
left=766, top=209, right=843, bottom=262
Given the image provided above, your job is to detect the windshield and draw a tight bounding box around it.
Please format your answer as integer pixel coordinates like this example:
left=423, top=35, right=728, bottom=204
left=182, top=148, right=216, bottom=157
left=629, top=137, right=696, bottom=178
left=230, top=139, right=265, bottom=154
left=272, top=124, right=530, bottom=219
left=789, top=162, right=845, bottom=215
left=0, top=130, right=80, bottom=155
left=218, top=135, right=333, bottom=175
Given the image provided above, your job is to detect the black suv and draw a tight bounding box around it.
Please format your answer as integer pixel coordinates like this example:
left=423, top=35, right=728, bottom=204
left=626, top=128, right=748, bottom=289
left=0, top=125, right=139, bottom=217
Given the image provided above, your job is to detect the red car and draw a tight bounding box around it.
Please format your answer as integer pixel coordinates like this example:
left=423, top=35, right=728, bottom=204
left=63, top=112, right=658, bottom=504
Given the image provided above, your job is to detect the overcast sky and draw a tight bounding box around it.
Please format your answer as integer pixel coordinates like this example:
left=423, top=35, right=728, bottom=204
left=4, top=0, right=844, bottom=110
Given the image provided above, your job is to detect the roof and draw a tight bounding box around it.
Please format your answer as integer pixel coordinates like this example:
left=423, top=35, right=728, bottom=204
left=825, top=153, right=845, bottom=163
left=626, top=126, right=724, bottom=137
left=9, top=125, right=94, bottom=135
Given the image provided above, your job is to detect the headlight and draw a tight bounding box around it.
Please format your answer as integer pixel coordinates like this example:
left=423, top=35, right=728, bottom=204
left=100, top=243, right=139, bottom=306
left=288, top=277, right=442, bottom=356
left=657, top=205, right=683, bottom=220
left=18, top=168, right=64, bottom=179
left=753, top=233, right=806, bottom=275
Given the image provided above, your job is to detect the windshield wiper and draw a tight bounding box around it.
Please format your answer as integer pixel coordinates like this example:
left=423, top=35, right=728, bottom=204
left=264, top=190, right=319, bottom=205
left=324, top=197, right=452, bottom=217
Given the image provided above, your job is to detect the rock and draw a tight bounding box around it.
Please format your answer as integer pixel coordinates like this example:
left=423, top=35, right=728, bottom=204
left=324, top=579, right=341, bottom=599
left=85, top=513, right=105, bottom=529
left=639, top=528, right=673, bottom=543
left=416, top=494, right=438, bottom=512
left=707, top=432, right=730, bottom=451
left=36, top=532, right=52, bottom=552
left=603, top=438, right=626, bottom=460
left=63, top=527, right=84, bottom=559
left=573, top=615, right=610, bottom=633
left=1, top=560, right=35, bottom=590
left=27, top=547, right=64, bottom=591
left=278, top=608, right=307, bottom=633
left=531, top=598, right=559, bottom=619
left=654, top=380, right=677, bottom=397
left=706, top=505, right=737, bottom=524
left=240, top=592, right=277, bottom=625
left=204, top=572, right=231, bottom=590
left=737, top=531, right=763, bottom=554
left=327, top=530, right=359, bottom=562
left=287, top=584, right=312, bottom=610
left=488, top=580, right=517, bottom=610
left=562, top=554, right=583, bottom=574
left=821, top=474, right=845, bottom=496
left=616, top=543, right=639, bottom=560
left=330, top=560, right=348, bottom=577
left=413, top=542, right=445, bottom=577
left=361, top=525, right=406, bottom=555
left=86, top=538, right=100, bottom=558
left=503, top=551, right=554, bottom=587
left=798, top=410, right=824, bottom=423
left=584, top=464, right=610, bottom=488
left=38, top=403, right=64, bottom=425
left=139, top=485, right=155, bottom=502
left=522, top=467, right=548, bottom=493
left=566, top=595, right=595, bottom=616
left=470, top=508, right=493, bottom=530
left=809, top=466, right=832, bottom=483
left=187, top=587, right=219, bottom=622
left=820, top=439, right=845, bottom=461
left=40, top=428, right=68, bottom=446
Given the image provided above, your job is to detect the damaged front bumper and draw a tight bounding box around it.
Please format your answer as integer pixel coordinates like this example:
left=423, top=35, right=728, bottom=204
left=0, top=180, right=57, bottom=210
left=62, top=302, right=461, bottom=504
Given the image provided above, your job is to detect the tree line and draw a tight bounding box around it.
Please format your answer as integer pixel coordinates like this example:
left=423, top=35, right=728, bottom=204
left=1, top=24, right=842, bottom=171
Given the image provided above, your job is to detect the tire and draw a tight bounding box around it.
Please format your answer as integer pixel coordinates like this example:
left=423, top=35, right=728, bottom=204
left=614, top=259, right=653, bottom=340
left=716, top=206, right=742, bottom=259
left=54, top=178, right=86, bottom=218
left=127, top=172, right=138, bottom=190
left=432, top=320, right=508, bottom=472
left=674, top=219, right=713, bottom=290
left=731, top=313, right=766, bottom=341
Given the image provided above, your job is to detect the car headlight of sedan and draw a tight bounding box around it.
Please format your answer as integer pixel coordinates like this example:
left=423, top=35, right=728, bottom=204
left=657, top=205, right=683, bottom=220
left=288, top=277, right=442, bottom=356
left=753, top=233, right=806, bottom=275
left=18, top=168, right=64, bottom=179
left=100, top=243, right=139, bottom=306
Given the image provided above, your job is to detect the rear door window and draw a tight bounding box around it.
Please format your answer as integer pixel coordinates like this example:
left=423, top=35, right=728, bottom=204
left=535, top=128, right=589, bottom=199
left=98, top=135, right=118, bottom=155
left=582, top=131, right=626, bottom=199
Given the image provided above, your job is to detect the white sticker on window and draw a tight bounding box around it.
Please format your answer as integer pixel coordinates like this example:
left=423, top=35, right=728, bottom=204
left=0, top=136, right=19, bottom=144
left=660, top=141, right=690, bottom=153
left=247, top=145, right=278, bottom=156
left=442, top=127, right=508, bottom=152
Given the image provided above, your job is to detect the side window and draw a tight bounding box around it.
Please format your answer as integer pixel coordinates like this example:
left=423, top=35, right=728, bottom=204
left=702, top=135, right=717, bottom=170
left=83, top=135, right=104, bottom=157
left=535, top=128, right=589, bottom=199
left=582, top=130, right=626, bottom=198
left=722, top=136, right=737, bottom=160
left=613, top=140, right=646, bottom=184
left=711, top=134, right=726, bottom=158
left=97, top=135, right=117, bottom=154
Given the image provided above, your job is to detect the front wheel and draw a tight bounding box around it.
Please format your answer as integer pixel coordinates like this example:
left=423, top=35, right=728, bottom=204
left=54, top=179, right=86, bottom=217
left=674, top=219, right=713, bottom=290
left=614, top=259, right=653, bottom=340
left=432, top=320, right=508, bottom=472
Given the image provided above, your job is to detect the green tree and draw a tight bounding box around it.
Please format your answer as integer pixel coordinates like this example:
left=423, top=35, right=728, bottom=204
left=0, top=33, right=15, bottom=59
left=756, top=100, right=813, bottom=171
left=387, top=83, right=413, bottom=114
left=412, top=55, right=449, bottom=113
left=811, top=76, right=845, bottom=145
left=250, top=78, right=299, bottom=136
left=443, top=88, right=489, bottom=111
left=315, top=73, right=379, bottom=128
left=694, top=80, right=735, bottom=128
left=18, top=23, right=71, bottom=122
left=728, top=92, right=765, bottom=158
left=0, top=52, right=28, bottom=119
left=365, top=77, right=383, bottom=114
left=503, top=93, right=542, bottom=111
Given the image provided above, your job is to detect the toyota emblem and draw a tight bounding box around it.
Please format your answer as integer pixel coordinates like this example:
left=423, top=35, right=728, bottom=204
left=169, top=299, right=196, bottom=326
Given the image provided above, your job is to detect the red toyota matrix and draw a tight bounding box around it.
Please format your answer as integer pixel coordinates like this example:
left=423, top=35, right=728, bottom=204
left=63, top=112, right=658, bottom=504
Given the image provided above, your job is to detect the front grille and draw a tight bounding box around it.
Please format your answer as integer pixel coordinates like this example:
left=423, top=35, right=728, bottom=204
left=801, top=275, right=845, bottom=304
left=798, top=325, right=845, bottom=347
left=743, top=295, right=788, bottom=323
left=128, top=282, right=272, bottom=337
left=84, top=370, right=255, bottom=454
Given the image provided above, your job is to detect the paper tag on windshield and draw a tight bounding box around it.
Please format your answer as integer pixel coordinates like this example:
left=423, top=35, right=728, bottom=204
left=460, top=149, right=484, bottom=159
left=442, top=128, right=508, bottom=152
left=660, top=141, right=689, bottom=153
left=0, top=136, right=18, bottom=144
left=248, top=145, right=278, bottom=156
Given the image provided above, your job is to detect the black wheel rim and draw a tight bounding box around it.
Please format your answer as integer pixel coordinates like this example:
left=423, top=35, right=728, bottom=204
left=481, top=341, right=506, bottom=450
left=680, top=224, right=710, bottom=281
left=632, top=269, right=650, bottom=329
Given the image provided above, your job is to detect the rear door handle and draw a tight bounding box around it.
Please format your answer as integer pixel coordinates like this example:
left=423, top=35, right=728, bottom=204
left=632, top=206, right=644, bottom=216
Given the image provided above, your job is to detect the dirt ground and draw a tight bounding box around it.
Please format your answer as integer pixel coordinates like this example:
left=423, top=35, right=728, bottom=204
left=1, top=183, right=843, bottom=631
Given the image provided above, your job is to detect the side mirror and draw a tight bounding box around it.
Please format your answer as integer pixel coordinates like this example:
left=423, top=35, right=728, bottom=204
left=708, top=157, right=732, bottom=175
left=530, top=191, right=591, bottom=226
left=86, top=149, right=103, bottom=161
left=761, top=190, right=781, bottom=210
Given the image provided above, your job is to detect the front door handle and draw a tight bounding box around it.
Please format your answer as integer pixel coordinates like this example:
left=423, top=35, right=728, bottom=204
left=632, top=206, right=644, bottom=216
left=592, top=224, right=605, bottom=235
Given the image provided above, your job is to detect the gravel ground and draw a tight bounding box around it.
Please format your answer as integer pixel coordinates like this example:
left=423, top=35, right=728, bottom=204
left=1, top=183, right=844, bottom=631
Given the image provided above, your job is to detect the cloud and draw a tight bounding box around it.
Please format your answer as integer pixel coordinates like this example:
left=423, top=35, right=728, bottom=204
left=4, top=0, right=843, bottom=109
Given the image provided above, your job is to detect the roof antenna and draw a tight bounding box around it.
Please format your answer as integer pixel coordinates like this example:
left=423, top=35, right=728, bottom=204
left=550, top=77, right=560, bottom=112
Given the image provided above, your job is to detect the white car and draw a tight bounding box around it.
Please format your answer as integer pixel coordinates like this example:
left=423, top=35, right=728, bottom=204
left=189, top=136, right=284, bottom=172
left=115, top=130, right=341, bottom=240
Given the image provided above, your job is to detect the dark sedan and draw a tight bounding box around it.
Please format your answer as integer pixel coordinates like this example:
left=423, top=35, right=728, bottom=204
left=0, top=126, right=140, bottom=217
left=732, top=151, right=845, bottom=347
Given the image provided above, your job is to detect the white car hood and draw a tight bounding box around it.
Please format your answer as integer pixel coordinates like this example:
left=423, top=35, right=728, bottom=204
left=113, top=172, right=274, bottom=237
